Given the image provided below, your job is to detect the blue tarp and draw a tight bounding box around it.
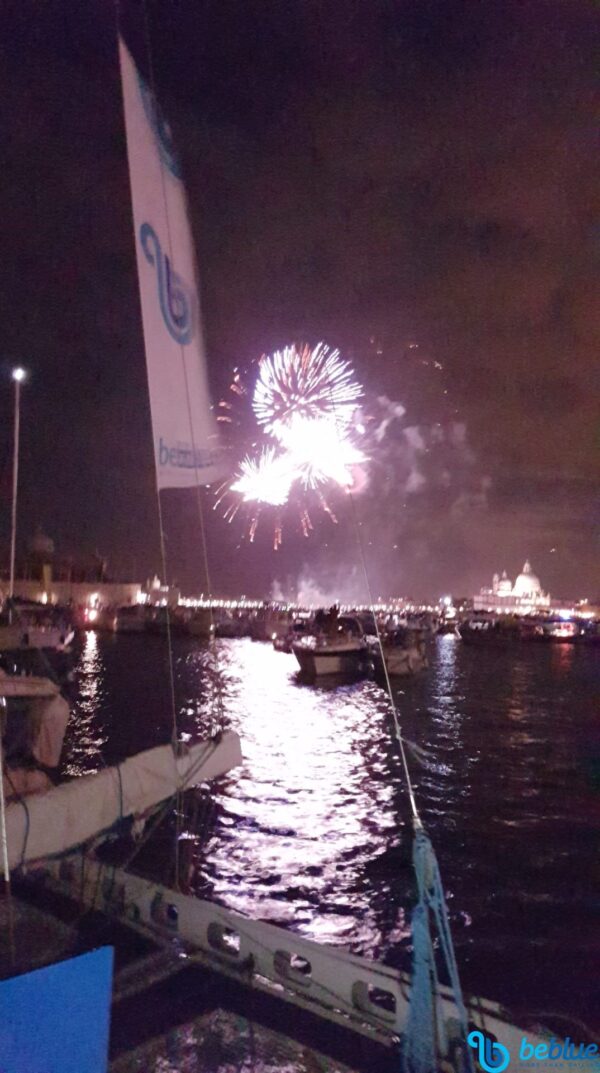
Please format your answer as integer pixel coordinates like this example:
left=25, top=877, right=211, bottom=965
left=0, top=946, right=113, bottom=1073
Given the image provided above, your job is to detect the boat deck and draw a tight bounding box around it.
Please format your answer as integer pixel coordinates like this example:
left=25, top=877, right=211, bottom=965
left=1, top=882, right=392, bottom=1073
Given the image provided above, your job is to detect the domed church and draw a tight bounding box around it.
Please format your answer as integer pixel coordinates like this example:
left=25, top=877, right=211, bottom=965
left=476, top=561, right=550, bottom=612
left=511, top=560, right=544, bottom=600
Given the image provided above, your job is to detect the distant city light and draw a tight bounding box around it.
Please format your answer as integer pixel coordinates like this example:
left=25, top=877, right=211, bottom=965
left=12, top=366, right=26, bottom=382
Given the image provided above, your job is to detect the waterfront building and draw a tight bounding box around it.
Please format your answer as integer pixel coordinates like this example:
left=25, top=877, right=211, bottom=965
left=474, top=560, right=551, bottom=613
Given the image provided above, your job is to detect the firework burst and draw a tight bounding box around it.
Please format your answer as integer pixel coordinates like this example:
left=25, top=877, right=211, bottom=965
left=217, top=342, right=367, bottom=544
left=229, top=447, right=295, bottom=507
left=253, top=343, right=362, bottom=437
left=278, top=414, right=366, bottom=490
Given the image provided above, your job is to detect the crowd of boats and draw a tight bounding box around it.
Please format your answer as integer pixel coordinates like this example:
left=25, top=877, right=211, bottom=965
left=457, top=612, right=600, bottom=646
left=2, top=595, right=597, bottom=721
left=1, top=587, right=598, bottom=818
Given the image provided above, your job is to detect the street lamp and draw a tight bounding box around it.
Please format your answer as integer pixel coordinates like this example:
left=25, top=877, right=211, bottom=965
left=9, top=366, right=27, bottom=604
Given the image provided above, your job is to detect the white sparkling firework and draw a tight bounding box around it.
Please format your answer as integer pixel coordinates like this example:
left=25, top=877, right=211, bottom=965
left=277, top=415, right=366, bottom=490
left=219, top=342, right=367, bottom=544
left=229, top=447, right=295, bottom=507
left=253, top=342, right=362, bottom=437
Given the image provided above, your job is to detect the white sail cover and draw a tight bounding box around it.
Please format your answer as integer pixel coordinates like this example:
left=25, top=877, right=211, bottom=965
left=5, top=731, right=242, bottom=870
left=119, top=39, right=222, bottom=488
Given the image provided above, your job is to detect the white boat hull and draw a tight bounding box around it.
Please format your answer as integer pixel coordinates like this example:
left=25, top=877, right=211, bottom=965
left=293, top=641, right=367, bottom=678
left=381, top=645, right=428, bottom=677
left=0, top=625, right=73, bottom=651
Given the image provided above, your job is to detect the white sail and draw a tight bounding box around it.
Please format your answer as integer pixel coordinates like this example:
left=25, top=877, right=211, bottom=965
left=5, top=731, right=242, bottom=870
left=119, top=38, right=222, bottom=489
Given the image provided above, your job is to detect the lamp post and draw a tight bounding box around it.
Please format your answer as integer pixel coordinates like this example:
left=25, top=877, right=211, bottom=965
left=9, top=367, right=26, bottom=605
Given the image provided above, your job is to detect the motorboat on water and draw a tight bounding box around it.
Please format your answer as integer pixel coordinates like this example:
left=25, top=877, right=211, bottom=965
left=248, top=607, right=291, bottom=642
left=146, top=606, right=188, bottom=636
left=371, top=627, right=429, bottom=677
left=0, top=662, right=70, bottom=800
left=292, top=612, right=369, bottom=678
left=273, top=616, right=312, bottom=652
left=458, top=614, right=522, bottom=644
left=0, top=600, right=74, bottom=652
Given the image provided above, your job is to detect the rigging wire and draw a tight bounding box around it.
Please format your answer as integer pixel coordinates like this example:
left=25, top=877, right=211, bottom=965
left=323, top=379, right=474, bottom=1068
left=347, top=492, right=420, bottom=823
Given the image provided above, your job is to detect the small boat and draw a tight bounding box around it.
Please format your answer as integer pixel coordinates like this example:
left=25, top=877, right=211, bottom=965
left=273, top=617, right=311, bottom=653
left=0, top=622, right=73, bottom=651
left=1, top=664, right=70, bottom=800
left=458, top=615, right=521, bottom=645
left=249, top=607, right=291, bottom=642
left=293, top=614, right=368, bottom=678
left=0, top=600, right=74, bottom=652
left=372, top=627, right=428, bottom=677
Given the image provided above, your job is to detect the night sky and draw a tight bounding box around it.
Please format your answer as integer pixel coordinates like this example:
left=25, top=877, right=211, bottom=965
left=0, top=1, right=597, bottom=601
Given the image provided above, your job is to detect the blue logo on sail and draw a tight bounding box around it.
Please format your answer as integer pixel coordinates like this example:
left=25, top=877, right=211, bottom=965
left=140, top=223, right=193, bottom=345
left=137, top=72, right=182, bottom=180
left=468, top=1031, right=511, bottom=1073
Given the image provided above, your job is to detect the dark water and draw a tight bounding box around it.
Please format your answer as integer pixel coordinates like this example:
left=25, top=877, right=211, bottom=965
left=62, top=631, right=600, bottom=1031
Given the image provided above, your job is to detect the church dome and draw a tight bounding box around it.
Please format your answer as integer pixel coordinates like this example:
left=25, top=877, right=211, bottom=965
left=512, top=560, right=542, bottom=597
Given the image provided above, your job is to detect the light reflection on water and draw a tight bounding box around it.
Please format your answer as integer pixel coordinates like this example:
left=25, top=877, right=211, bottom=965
left=189, top=641, right=405, bottom=948
left=60, top=631, right=599, bottom=1028
left=63, top=630, right=108, bottom=776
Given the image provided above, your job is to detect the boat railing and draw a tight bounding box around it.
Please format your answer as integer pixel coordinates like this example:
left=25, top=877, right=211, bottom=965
left=43, top=854, right=552, bottom=1057
left=47, top=855, right=409, bottom=1042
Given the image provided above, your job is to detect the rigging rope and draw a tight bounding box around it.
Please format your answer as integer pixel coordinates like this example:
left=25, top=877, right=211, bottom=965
left=402, top=826, right=473, bottom=1073
left=343, top=474, right=472, bottom=1072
